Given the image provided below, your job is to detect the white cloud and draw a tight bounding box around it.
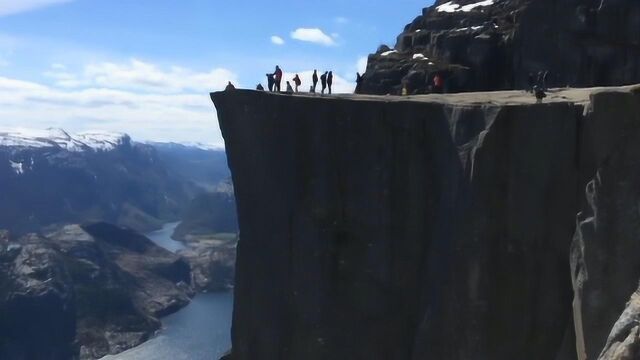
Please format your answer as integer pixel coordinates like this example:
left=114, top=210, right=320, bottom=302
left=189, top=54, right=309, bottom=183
left=334, top=17, right=349, bottom=24
left=44, top=59, right=238, bottom=94
left=357, top=56, right=368, bottom=74
left=0, top=0, right=73, bottom=17
left=270, top=36, right=285, bottom=45
left=0, top=59, right=240, bottom=145
left=290, top=28, right=336, bottom=46
left=0, top=75, right=225, bottom=145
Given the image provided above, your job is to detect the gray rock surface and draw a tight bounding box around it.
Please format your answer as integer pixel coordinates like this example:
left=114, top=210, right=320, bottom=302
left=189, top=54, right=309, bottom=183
left=178, top=235, right=237, bottom=292
left=0, top=233, right=77, bottom=360
left=597, top=287, right=640, bottom=360
left=362, top=0, right=640, bottom=95
left=211, top=87, right=640, bottom=359
left=571, top=86, right=640, bottom=360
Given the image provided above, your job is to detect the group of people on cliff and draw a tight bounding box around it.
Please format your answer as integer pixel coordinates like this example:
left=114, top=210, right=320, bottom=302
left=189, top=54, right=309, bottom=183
left=252, top=66, right=366, bottom=95
left=261, top=66, right=333, bottom=94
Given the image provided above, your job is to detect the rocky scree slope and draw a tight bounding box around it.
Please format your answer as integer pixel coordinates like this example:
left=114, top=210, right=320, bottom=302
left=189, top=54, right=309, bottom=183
left=212, top=85, right=640, bottom=360
left=361, top=0, right=640, bottom=95
left=0, top=223, right=193, bottom=360
left=173, top=183, right=238, bottom=292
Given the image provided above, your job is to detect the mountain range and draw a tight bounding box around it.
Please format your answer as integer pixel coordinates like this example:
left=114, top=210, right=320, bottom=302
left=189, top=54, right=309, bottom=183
left=0, top=128, right=230, bottom=235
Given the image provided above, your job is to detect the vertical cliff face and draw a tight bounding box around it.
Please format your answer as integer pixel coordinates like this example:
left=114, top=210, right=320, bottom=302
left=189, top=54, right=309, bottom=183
left=212, top=88, right=640, bottom=359
left=571, top=87, right=640, bottom=360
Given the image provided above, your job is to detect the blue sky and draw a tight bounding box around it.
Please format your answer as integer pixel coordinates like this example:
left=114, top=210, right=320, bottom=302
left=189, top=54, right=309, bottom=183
left=0, top=0, right=432, bottom=145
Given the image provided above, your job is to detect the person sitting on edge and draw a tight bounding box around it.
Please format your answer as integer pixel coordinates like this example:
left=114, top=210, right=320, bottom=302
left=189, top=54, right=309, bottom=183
left=256, top=83, right=265, bottom=91
left=285, top=81, right=294, bottom=94
left=273, top=65, right=283, bottom=92
left=320, top=71, right=328, bottom=94
left=293, top=74, right=302, bottom=93
left=225, top=81, right=236, bottom=91
left=312, top=70, right=318, bottom=93
left=534, top=85, right=546, bottom=103
left=327, top=71, right=333, bottom=94
left=266, top=73, right=275, bottom=92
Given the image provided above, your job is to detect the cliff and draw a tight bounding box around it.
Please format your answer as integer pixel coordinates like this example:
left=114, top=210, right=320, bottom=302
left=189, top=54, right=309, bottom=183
left=212, top=85, right=640, bottom=359
left=361, top=0, right=640, bottom=95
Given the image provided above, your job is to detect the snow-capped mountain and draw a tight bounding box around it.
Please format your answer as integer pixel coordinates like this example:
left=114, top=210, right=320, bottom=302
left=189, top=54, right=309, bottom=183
left=0, top=128, right=130, bottom=152
left=0, top=128, right=231, bottom=235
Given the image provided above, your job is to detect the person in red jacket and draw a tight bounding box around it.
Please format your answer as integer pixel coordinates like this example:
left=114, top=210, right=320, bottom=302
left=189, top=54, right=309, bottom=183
left=273, top=65, right=283, bottom=92
left=433, top=73, right=443, bottom=93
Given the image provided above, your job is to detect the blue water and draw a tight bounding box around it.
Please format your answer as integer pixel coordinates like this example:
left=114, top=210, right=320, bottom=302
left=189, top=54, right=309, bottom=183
left=146, top=222, right=186, bottom=253
left=102, top=223, right=234, bottom=360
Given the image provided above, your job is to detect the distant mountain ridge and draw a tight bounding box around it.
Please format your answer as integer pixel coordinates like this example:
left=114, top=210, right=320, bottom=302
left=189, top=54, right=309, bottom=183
left=0, top=128, right=230, bottom=235
left=0, top=128, right=130, bottom=153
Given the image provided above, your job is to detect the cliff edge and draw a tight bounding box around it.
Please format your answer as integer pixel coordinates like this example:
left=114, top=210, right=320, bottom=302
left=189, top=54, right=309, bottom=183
left=212, top=85, right=640, bottom=359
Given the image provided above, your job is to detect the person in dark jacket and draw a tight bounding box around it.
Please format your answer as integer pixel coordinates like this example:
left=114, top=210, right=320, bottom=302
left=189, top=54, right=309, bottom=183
left=266, top=73, right=275, bottom=92
left=256, top=83, right=265, bottom=91
left=285, top=81, right=294, bottom=94
left=293, top=74, right=302, bottom=93
left=273, top=65, right=283, bottom=92
left=355, top=72, right=363, bottom=94
left=225, top=81, right=236, bottom=91
left=327, top=71, right=333, bottom=94
left=320, top=71, right=328, bottom=94
left=534, top=85, right=546, bottom=103
left=312, top=70, right=318, bottom=93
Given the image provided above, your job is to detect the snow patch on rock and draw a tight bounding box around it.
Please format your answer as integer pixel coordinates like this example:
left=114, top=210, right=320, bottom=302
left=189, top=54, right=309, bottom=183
left=9, top=160, right=23, bottom=175
left=0, top=128, right=129, bottom=152
left=436, top=0, right=495, bottom=13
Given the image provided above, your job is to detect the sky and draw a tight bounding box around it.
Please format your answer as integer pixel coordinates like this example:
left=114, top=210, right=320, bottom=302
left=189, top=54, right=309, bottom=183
left=0, top=0, right=433, bottom=146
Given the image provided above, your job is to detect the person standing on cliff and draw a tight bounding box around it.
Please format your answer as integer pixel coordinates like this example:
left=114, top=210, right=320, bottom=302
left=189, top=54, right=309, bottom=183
left=433, top=73, right=443, bottom=94
left=266, top=73, right=275, bottom=92
left=225, top=81, right=236, bottom=91
left=320, top=71, right=328, bottom=94
left=293, top=74, right=302, bottom=93
left=327, top=71, right=334, bottom=94
left=355, top=72, right=364, bottom=94
left=273, top=65, right=283, bottom=92
left=312, top=70, right=319, bottom=93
